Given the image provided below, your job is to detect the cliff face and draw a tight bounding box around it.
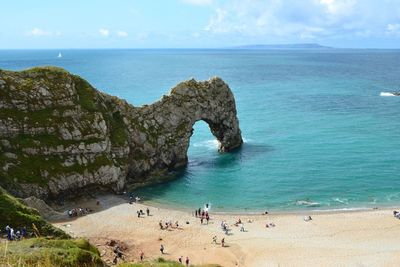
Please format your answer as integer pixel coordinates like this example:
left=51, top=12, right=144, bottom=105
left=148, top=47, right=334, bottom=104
left=0, top=67, right=242, bottom=199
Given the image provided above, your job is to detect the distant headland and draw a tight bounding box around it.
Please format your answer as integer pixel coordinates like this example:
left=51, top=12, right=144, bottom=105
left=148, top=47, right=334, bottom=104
left=229, top=43, right=332, bottom=49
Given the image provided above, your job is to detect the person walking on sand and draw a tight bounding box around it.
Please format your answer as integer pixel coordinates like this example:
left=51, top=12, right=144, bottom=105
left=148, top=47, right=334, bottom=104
left=212, top=235, right=217, bottom=244
left=160, top=244, right=165, bottom=254
left=206, top=213, right=210, bottom=224
left=221, top=238, right=225, bottom=247
left=200, top=217, right=204, bottom=224
left=179, top=256, right=183, bottom=264
left=146, top=207, right=150, bottom=216
left=186, top=256, right=190, bottom=267
left=140, top=251, right=144, bottom=261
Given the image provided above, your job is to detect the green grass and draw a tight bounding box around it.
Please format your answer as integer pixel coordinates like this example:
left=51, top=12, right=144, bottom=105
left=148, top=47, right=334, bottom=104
left=0, top=186, right=68, bottom=238
left=110, top=111, right=128, bottom=146
left=73, top=76, right=98, bottom=112
left=0, top=238, right=104, bottom=267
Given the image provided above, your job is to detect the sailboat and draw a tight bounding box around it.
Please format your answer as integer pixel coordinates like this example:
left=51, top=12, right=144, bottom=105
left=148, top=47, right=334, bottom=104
left=57, top=52, right=62, bottom=58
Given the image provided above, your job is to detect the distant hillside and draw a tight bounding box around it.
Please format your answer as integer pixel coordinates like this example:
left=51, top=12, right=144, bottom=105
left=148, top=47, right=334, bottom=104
left=230, top=43, right=332, bottom=49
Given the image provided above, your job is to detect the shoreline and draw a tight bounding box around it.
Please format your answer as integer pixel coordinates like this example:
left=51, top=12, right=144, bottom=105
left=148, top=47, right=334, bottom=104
left=52, top=194, right=400, bottom=266
left=52, top=192, right=400, bottom=217
left=114, top=193, right=399, bottom=216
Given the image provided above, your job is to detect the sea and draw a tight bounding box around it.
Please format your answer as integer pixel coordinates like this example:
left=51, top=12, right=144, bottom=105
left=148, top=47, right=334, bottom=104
left=1, top=49, right=400, bottom=212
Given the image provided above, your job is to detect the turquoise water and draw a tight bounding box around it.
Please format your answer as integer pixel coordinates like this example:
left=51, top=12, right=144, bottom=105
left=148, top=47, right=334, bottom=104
left=1, top=49, right=400, bottom=212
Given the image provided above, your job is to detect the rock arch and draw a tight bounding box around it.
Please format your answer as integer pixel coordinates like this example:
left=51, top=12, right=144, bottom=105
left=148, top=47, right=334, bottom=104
left=126, top=77, right=243, bottom=179
left=0, top=67, right=242, bottom=197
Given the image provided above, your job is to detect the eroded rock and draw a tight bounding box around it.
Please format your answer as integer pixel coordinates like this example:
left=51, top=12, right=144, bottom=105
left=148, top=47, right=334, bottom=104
left=0, top=67, right=242, bottom=199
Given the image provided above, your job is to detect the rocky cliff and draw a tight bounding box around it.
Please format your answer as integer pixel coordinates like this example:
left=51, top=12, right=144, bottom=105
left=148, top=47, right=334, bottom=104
left=0, top=67, right=242, bottom=199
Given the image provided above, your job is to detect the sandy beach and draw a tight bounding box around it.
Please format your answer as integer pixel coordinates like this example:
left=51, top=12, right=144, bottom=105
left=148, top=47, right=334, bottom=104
left=52, top=195, right=400, bottom=267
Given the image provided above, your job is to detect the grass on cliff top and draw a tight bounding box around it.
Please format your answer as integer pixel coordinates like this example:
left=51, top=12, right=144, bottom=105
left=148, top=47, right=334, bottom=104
left=0, top=186, right=68, bottom=239
left=118, top=258, right=221, bottom=267
left=0, top=238, right=104, bottom=267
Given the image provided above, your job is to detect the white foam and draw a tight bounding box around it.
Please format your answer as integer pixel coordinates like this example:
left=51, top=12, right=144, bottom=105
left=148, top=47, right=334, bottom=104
left=193, top=137, right=250, bottom=150
left=193, top=139, right=219, bottom=149
left=296, top=200, right=320, bottom=207
left=380, top=92, right=396, bottom=97
left=332, top=197, right=348, bottom=204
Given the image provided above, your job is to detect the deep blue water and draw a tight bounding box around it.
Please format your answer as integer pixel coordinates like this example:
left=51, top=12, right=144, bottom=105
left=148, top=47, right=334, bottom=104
left=1, top=49, right=400, bottom=212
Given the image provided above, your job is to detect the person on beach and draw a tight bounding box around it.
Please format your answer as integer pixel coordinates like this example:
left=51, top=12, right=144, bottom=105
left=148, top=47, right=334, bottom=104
left=212, top=235, right=217, bottom=244
left=221, top=238, right=225, bottom=247
left=160, top=244, right=165, bottom=254
left=179, top=256, right=183, bottom=264
left=235, top=218, right=242, bottom=226
left=206, top=213, right=210, bottom=224
left=200, top=217, right=204, bottom=224
left=240, top=223, right=245, bottom=232
left=198, top=208, right=201, bottom=215
left=195, top=209, right=198, bottom=217
left=159, top=221, right=164, bottom=230
left=140, top=251, right=144, bottom=261
left=186, top=256, right=190, bottom=266
left=137, top=211, right=141, bottom=218
left=146, top=208, right=150, bottom=216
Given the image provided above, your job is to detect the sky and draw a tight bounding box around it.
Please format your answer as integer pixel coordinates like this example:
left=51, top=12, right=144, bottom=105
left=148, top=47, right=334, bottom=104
left=1, top=0, right=400, bottom=49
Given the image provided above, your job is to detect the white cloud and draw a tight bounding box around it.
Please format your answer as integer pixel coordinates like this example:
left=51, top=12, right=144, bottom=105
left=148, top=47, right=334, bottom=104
left=319, top=0, right=356, bottom=16
left=27, top=28, right=53, bottom=36
left=202, top=0, right=400, bottom=43
left=117, top=30, right=128, bottom=37
left=386, top=23, right=400, bottom=35
left=99, top=28, right=110, bottom=37
left=182, top=0, right=212, bottom=6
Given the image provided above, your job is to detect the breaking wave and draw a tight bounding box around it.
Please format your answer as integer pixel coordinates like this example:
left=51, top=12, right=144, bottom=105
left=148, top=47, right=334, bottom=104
left=380, top=92, right=396, bottom=97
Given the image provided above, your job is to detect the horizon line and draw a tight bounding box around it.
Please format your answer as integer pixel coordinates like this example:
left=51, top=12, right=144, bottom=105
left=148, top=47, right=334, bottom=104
left=1, top=47, right=400, bottom=50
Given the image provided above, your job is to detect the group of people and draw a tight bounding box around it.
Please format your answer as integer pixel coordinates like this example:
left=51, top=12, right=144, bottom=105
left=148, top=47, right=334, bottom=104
left=178, top=255, right=191, bottom=266
left=212, top=235, right=226, bottom=247
left=159, top=220, right=179, bottom=230
left=195, top=204, right=211, bottom=225
left=137, top=208, right=150, bottom=218
left=128, top=194, right=141, bottom=204
left=195, top=209, right=210, bottom=225
left=3, top=225, right=27, bottom=241
left=159, top=245, right=190, bottom=266
left=67, top=207, right=93, bottom=218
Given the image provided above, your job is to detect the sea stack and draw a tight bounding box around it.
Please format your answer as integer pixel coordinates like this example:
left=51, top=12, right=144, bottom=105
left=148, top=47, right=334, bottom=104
left=0, top=67, right=242, bottom=199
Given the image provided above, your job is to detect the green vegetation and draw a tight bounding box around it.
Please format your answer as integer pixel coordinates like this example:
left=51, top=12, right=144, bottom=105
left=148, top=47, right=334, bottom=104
left=0, top=238, right=104, bottom=267
left=110, top=111, right=128, bottom=146
left=0, top=185, right=105, bottom=266
left=4, top=153, right=114, bottom=186
left=118, top=258, right=221, bottom=267
left=73, top=76, right=98, bottom=112
left=0, top=186, right=68, bottom=238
